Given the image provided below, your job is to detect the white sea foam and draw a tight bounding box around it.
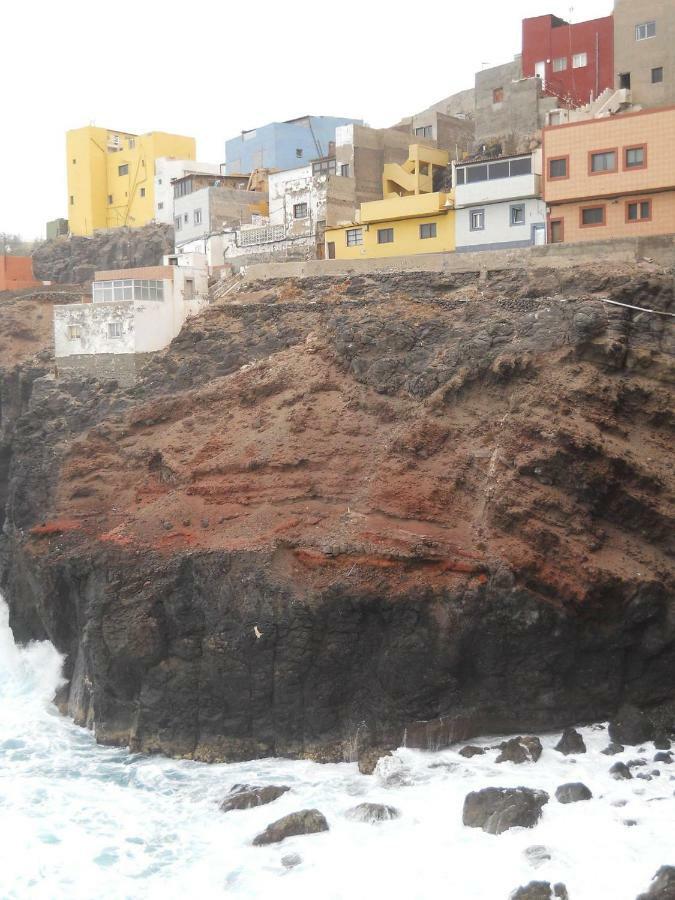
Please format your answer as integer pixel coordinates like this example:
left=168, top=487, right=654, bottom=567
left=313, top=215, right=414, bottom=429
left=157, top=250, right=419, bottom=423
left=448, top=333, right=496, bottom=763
left=0, top=595, right=672, bottom=899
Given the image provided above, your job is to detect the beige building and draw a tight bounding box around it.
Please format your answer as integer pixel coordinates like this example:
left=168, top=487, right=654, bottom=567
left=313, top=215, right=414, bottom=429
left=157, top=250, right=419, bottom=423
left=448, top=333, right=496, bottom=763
left=614, top=0, right=675, bottom=107
left=543, top=106, right=675, bottom=244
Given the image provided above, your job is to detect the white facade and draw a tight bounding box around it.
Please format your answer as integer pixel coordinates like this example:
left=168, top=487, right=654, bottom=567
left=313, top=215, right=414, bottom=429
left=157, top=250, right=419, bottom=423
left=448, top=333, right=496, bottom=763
left=54, top=254, right=209, bottom=358
left=154, top=158, right=221, bottom=224
left=454, top=151, right=546, bottom=251
left=268, top=165, right=328, bottom=235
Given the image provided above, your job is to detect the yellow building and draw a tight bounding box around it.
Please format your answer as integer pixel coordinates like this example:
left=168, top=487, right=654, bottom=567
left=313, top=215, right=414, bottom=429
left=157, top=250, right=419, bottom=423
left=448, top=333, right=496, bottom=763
left=325, top=144, right=455, bottom=259
left=66, top=126, right=196, bottom=236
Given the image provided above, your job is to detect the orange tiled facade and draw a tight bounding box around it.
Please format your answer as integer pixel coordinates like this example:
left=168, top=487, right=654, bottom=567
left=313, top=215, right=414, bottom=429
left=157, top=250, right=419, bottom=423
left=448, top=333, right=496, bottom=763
left=543, top=106, right=675, bottom=244
left=0, top=255, right=40, bottom=292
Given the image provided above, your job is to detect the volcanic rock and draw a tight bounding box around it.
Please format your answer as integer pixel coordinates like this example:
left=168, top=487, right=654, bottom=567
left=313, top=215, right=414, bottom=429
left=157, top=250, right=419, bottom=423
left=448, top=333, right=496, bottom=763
left=220, top=784, right=290, bottom=812
left=345, top=803, right=400, bottom=823
left=554, top=728, right=586, bottom=755
left=602, top=742, right=625, bottom=756
left=555, top=782, right=592, bottom=803
left=609, top=705, right=654, bottom=746
left=654, top=752, right=673, bottom=764
left=462, top=787, right=549, bottom=835
left=358, top=748, right=392, bottom=776
left=459, top=745, right=486, bottom=758
left=511, top=883, right=569, bottom=899
left=252, top=809, right=329, bottom=846
left=497, top=736, right=543, bottom=764
left=609, top=762, right=633, bottom=780
left=281, top=853, right=302, bottom=869
left=636, top=866, right=675, bottom=899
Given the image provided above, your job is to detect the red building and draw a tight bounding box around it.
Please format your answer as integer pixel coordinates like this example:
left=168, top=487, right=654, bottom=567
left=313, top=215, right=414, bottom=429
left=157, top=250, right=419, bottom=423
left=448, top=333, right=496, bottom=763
left=522, top=13, right=614, bottom=107
left=0, top=255, right=40, bottom=292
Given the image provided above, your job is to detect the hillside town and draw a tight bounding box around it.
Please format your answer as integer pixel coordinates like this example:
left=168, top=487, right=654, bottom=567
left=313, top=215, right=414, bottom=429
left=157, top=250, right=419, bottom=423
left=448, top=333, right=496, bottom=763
left=2, top=0, right=674, bottom=372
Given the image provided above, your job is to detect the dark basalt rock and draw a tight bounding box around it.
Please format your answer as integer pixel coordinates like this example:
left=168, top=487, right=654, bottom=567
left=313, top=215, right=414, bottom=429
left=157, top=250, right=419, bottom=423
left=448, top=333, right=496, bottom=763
left=497, top=736, right=543, bottom=764
left=220, top=784, right=290, bottom=812
left=459, top=745, right=485, bottom=758
left=345, top=803, right=400, bottom=823
left=610, top=762, right=633, bottom=780
left=608, top=705, right=654, bottom=746
left=462, top=787, right=549, bottom=835
left=252, top=809, right=329, bottom=846
left=510, top=881, right=569, bottom=899
left=653, top=736, right=672, bottom=751
left=602, top=742, right=625, bottom=755
left=654, top=752, right=673, bottom=764
left=636, top=866, right=675, bottom=899
left=555, top=782, right=593, bottom=803
left=554, top=728, right=586, bottom=755
left=281, top=853, right=302, bottom=869
left=358, top=748, right=392, bottom=775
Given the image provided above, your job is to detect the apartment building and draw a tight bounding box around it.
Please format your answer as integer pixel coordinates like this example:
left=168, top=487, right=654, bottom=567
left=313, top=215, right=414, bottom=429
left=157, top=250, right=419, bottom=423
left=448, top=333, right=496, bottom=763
left=454, top=151, right=546, bottom=251
left=66, top=126, right=196, bottom=236
left=154, top=159, right=222, bottom=224
left=324, top=145, right=455, bottom=260
left=613, top=0, right=675, bottom=107
left=172, top=173, right=268, bottom=250
left=543, top=106, right=675, bottom=243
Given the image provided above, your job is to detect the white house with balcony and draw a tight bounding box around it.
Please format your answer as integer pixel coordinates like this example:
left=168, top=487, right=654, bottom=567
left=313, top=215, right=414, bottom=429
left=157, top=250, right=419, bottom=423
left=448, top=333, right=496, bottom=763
left=454, top=150, right=546, bottom=252
left=54, top=253, right=209, bottom=363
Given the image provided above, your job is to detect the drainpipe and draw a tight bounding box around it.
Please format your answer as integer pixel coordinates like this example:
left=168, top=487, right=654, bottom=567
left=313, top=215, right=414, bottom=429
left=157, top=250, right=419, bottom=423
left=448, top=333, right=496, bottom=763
left=595, top=32, right=600, bottom=100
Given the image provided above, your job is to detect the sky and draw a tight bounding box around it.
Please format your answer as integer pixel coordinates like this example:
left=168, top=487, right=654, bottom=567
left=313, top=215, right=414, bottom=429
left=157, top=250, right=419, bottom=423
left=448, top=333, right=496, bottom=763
left=0, top=0, right=612, bottom=240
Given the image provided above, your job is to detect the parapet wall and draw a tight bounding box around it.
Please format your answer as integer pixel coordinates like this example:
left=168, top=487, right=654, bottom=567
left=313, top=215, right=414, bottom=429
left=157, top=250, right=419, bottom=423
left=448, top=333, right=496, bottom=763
left=241, top=235, right=675, bottom=282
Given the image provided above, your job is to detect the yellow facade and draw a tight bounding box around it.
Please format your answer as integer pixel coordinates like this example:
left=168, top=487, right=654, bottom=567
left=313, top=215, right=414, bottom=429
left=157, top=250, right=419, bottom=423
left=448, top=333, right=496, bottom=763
left=66, top=126, right=196, bottom=236
left=325, top=144, right=454, bottom=260
left=325, top=193, right=455, bottom=260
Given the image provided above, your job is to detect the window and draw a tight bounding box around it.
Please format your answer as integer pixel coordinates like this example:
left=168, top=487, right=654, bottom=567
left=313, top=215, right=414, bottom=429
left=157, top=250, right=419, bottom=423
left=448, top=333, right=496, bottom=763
left=340, top=163, right=350, bottom=177
left=550, top=219, right=564, bottom=243
left=455, top=168, right=465, bottom=185
left=419, top=162, right=429, bottom=176
left=510, top=204, right=525, bottom=226
left=108, top=322, right=123, bottom=339
left=581, top=206, right=605, bottom=227
left=118, top=164, right=128, bottom=176
left=590, top=150, right=617, bottom=173
left=624, top=145, right=646, bottom=169
left=470, top=209, right=485, bottom=231
left=415, top=125, right=433, bottom=138
left=67, top=325, right=81, bottom=340
left=377, top=228, right=394, bottom=244
left=69, top=195, right=74, bottom=205
left=420, top=223, right=437, bottom=239
left=493, top=87, right=504, bottom=104
left=107, top=195, right=113, bottom=205
left=635, top=21, right=656, bottom=40
left=174, top=177, right=193, bottom=198
left=139, top=187, right=145, bottom=198
left=158, top=202, right=164, bottom=210
left=293, top=203, right=309, bottom=219
left=459, top=157, right=532, bottom=185
left=467, top=164, right=488, bottom=184
left=552, top=57, right=567, bottom=72
left=489, top=161, right=510, bottom=180
left=312, top=158, right=337, bottom=176
left=128, top=138, right=135, bottom=149
left=184, top=278, right=194, bottom=302
left=158, top=178, right=162, bottom=185
left=626, top=200, right=651, bottom=222
left=296, top=148, right=303, bottom=159
left=509, top=157, right=532, bottom=176
left=548, top=157, right=568, bottom=179
left=72, top=158, right=77, bottom=165
left=652, top=67, right=664, bottom=84
left=619, top=72, right=631, bottom=89
left=194, top=209, right=202, bottom=225
left=346, top=227, right=363, bottom=246
left=184, top=213, right=189, bottom=223
left=572, top=52, right=588, bottom=68
left=174, top=216, right=181, bottom=231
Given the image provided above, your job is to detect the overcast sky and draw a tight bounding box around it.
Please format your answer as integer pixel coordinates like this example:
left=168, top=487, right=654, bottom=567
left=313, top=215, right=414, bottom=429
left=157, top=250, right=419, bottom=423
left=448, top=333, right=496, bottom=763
left=0, top=0, right=612, bottom=239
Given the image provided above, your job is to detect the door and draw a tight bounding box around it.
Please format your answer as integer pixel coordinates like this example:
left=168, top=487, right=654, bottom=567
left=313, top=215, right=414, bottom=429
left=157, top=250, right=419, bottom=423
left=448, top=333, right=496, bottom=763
left=532, top=223, right=546, bottom=246
left=550, top=219, right=564, bottom=244
left=327, top=242, right=336, bottom=260
left=535, top=61, right=546, bottom=90
left=184, top=278, right=194, bottom=302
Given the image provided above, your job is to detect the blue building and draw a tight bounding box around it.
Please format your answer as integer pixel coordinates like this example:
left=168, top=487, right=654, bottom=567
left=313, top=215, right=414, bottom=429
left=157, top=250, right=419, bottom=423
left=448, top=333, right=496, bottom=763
left=225, top=115, right=362, bottom=174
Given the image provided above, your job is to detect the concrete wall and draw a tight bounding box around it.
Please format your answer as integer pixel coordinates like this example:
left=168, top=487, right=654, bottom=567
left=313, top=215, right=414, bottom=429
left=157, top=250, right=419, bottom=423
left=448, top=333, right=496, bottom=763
left=269, top=165, right=327, bottom=238
left=548, top=190, right=675, bottom=243
left=240, top=234, right=675, bottom=281
left=154, top=158, right=221, bottom=224
left=613, top=0, right=675, bottom=107
left=174, top=186, right=268, bottom=247
left=54, top=301, right=135, bottom=357
left=55, top=352, right=153, bottom=386
left=456, top=198, right=547, bottom=251
left=392, top=112, right=475, bottom=159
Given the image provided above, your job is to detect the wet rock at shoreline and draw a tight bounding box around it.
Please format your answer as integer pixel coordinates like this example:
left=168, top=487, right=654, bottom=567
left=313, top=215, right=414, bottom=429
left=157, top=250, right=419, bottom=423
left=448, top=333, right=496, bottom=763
left=358, top=747, right=392, bottom=775
left=610, top=762, right=633, bottom=780
left=524, top=845, right=552, bottom=868
left=609, top=705, right=654, bottom=746
left=497, top=736, right=543, bottom=764
left=636, top=866, right=675, bottom=898
left=220, top=784, right=290, bottom=812
left=602, top=742, right=625, bottom=756
left=459, top=745, right=486, bottom=758
left=555, top=782, right=592, bottom=803
left=554, top=728, right=586, bottom=755
left=252, top=809, right=329, bottom=846
left=510, top=881, right=569, bottom=899
left=281, top=853, right=302, bottom=869
left=345, top=803, right=400, bottom=823
left=463, top=787, right=549, bottom=835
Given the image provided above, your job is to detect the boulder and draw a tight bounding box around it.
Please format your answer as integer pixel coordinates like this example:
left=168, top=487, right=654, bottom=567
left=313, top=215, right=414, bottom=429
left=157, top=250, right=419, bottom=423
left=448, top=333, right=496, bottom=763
left=253, top=809, right=329, bottom=846
left=281, top=853, right=302, bottom=869
left=345, top=803, right=400, bottom=823
left=654, top=752, right=673, bottom=764
left=555, top=782, right=593, bottom=803
left=220, top=783, right=290, bottom=812
left=459, top=745, right=486, bottom=758
left=497, top=736, right=543, bottom=764
left=524, top=845, right=552, bottom=868
left=636, top=866, right=675, bottom=899
left=653, top=735, right=672, bottom=751
left=608, top=705, right=654, bottom=746
left=510, top=882, right=569, bottom=899
left=554, top=727, right=586, bottom=755
left=462, top=787, right=549, bottom=835
left=602, top=742, right=625, bottom=756
left=375, top=754, right=412, bottom=786
left=358, top=747, right=392, bottom=775
left=609, top=762, right=632, bottom=780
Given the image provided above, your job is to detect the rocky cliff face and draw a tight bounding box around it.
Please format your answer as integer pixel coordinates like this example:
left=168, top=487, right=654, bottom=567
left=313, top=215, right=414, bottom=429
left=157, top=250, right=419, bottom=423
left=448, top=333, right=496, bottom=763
left=1, top=265, right=673, bottom=762
left=32, top=223, right=174, bottom=284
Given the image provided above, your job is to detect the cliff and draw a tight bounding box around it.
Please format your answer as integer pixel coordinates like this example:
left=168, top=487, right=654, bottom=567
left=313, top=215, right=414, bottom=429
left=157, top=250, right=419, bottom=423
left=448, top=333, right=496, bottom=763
left=1, top=264, right=673, bottom=762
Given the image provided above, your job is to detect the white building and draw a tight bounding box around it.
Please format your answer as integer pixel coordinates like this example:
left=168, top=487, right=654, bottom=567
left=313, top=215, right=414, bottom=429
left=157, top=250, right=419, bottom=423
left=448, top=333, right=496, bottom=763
left=454, top=151, right=546, bottom=252
left=154, top=158, right=222, bottom=224
left=54, top=253, right=209, bottom=359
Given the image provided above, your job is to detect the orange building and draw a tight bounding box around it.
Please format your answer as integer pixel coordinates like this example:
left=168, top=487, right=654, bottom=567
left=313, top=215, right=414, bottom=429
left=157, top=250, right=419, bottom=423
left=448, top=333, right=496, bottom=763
left=0, top=255, right=40, bottom=292
left=543, top=106, right=675, bottom=244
